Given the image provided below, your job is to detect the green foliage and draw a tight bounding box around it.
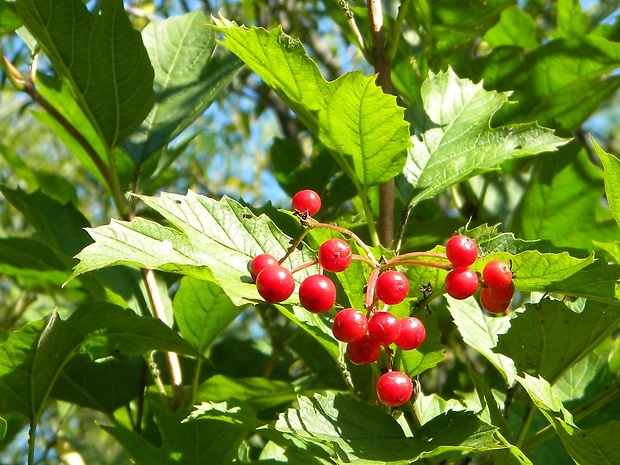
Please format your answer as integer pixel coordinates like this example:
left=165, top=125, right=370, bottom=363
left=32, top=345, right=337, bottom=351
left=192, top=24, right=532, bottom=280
left=1, top=1, right=620, bottom=464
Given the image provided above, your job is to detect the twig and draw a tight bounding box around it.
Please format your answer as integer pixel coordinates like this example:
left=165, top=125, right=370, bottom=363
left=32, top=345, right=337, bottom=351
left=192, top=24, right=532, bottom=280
left=386, top=0, right=411, bottom=61
left=142, top=268, right=185, bottom=408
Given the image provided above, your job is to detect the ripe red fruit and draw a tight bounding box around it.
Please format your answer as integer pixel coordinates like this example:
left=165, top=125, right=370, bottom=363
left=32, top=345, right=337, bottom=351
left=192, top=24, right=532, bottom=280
left=375, top=270, right=410, bottom=305
left=292, top=189, right=321, bottom=216
left=249, top=253, right=278, bottom=281
left=255, top=265, right=295, bottom=303
left=299, top=275, right=337, bottom=313
left=446, top=235, right=478, bottom=268
left=488, top=281, right=515, bottom=303
left=482, top=259, right=513, bottom=289
left=368, top=311, right=401, bottom=345
left=480, top=287, right=511, bottom=314
left=444, top=267, right=480, bottom=300
left=332, top=308, right=368, bottom=342
left=318, top=238, right=352, bottom=272
left=376, top=371, right=413, bottom=407
left=346, top=335, right=381, bottom=365
left=395, top=317, right=426, bottom=350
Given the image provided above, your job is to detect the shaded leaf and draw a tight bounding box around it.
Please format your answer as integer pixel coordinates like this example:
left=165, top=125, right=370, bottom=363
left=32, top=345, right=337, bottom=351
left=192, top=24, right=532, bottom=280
left=102, top=398, right=253, bottom=465
left=123, top=12, right=242, bottom=164
left=0, top=185, right=91, bottom=257
left=517, top=375, right=620, bottom=465
left=483, top=35, right=620, bottom=132
left=51, top=354, right=142, bottom=414
left=275, top=392, right=504, bottom=464
left=484, top=6, right=538, bottom=50
left=397, top=68, right=567, bottom=207
left=174, top=277, right=240, bottom=353
left=495, top=300, right=620, bottom=384
left=591, top=136, right=620, bottom=231
left=194, top=375, right=298, bottom=412
left=14, top=0, right=154, bottom=149
left=0, top=303, right=200, bottom=420
left=0, top=416, right=5, bottom=441
left=512, top=142, right=619, bottom=250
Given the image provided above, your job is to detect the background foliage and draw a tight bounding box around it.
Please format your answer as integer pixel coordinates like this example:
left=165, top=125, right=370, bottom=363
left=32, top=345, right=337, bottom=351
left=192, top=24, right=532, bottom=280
left=0, top=0, right=619, bottom=464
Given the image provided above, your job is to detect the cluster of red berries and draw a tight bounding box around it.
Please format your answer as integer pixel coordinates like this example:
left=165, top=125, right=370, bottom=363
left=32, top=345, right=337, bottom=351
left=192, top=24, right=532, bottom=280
left=443, top=235, right=515, bottom=313
left=248, top=189, right=515, bottom=408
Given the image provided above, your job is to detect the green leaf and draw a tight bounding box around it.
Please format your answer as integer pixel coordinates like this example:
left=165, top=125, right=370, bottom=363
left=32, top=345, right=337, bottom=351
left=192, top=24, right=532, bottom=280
left=0, top=237, right=73, bottom=285
left=0, top=416, right=5, bottom=441
left=495, top=300, right=620, bottom=385
left=213, top=19, right=411, bottom=191
left=195, top=375, right=298, bottom=412
left=512, top=142, right=619, bottom=250
left=0, top=185, right=91, bottom=257
left=123, top=12, right=242, bottom=164
left=0, top=303, right=200, bottom=420
left=275, top=392, right=504, bottom=464
left=591, top=136, right=620, bottom=231
left=483, top=35, right=620, bottom=132
left=397, top=68, right=567, bottom=207
left=483, top=6, right=538, bottom=50
left=70, top=192, right=316, bottom=306
left=51, top=355, right=142, bottom=413
left=0, top=3, right=20, bottom=34
left=31, top=72, right=135, bottom=190
left=14, top=0, right=154, bottom=150
left=415, top=392, right=465, bottom=425
left=447, top=297, right=516, bottom=381
left=174, top=277, right=240, bottom=353
left=517, top=375, right=620, bottom=465
left=102, top=398, right=252, bottom=465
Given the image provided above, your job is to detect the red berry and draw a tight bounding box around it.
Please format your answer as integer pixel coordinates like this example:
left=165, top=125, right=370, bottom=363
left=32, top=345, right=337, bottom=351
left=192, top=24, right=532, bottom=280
left=368, top=311, right=401, bottom=345
left=249, top=253, right=278, bottom=281
left=444, top=267, right=480, bottom=300
left=346, top=335, right=381, bottom=365
left=488, top=281, right=515, bottom=303
left=446, top=235, right=478, bottom=268
left=480, top=287, right=511, bottom=314
left=376, top=371, right=413, bottom=407
left=395, top=317, right=426, bottom=350
left=292, top=189, right=321, bottom=216
left=255, top=265, right=295, bottom=303
left=332, top=308, right=368, bottom=342
left=375, top=270, right=410, bottom=305
left=482, top=259, right=513, bottom=289
left=299, top=275, right=337, bottom=313
left=318, top=238, right=352, bottom=272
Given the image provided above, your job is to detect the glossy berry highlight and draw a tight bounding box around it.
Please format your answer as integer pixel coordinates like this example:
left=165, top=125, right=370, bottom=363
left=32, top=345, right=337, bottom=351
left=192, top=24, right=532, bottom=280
left=444, top=267, right=480, bottom=300
left=299, top=274, right=337, bottom=313
left=332, top=308, right=368, bottom=343
left=446, top=235, right=478, bottom=268
left=483, top=259, right=513, bottom=289
left=376, top=371, right=413, bottom=407
left=395, top=317, right=426, bottom=350
left=318, top=238, right=352, bottom=272
left=249, top=253, right=278, bottom=281
left=255, top=265, right=295, bottom=303
left=346, top=335, right=381, bottom=365
left=375, top=270, right=410, bottom=305
left=292, top=189, right=321, bottom=216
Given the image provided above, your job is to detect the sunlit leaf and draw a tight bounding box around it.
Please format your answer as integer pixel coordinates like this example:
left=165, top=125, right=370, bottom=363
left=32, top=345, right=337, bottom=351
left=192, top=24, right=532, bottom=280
left=397, top=68, right=567, bottom=207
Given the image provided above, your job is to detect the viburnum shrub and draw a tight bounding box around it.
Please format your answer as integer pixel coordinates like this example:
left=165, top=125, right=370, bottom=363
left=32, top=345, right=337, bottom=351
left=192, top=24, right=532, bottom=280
left=249, top=190, right=517, bottom=406
left=3, top=4, right=617, bottom=464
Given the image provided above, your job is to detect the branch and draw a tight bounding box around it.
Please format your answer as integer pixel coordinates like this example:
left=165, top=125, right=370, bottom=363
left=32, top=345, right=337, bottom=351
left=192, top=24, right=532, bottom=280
left=367, top=0, right=395, bottom=248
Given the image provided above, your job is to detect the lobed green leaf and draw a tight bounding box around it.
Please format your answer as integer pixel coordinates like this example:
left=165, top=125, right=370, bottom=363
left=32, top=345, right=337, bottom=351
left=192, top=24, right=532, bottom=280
left=213, top=18, right=411, bottom=191
left=396, top=68, right=568, bottom=208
